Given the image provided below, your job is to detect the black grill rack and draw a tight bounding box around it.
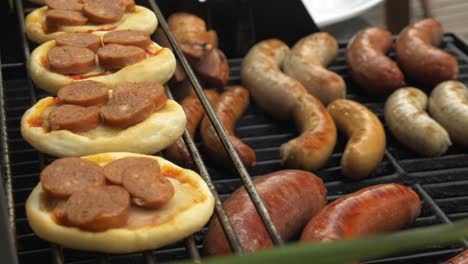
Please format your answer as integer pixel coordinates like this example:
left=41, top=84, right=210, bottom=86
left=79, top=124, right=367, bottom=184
left=1, top=0, right=467, bottom=263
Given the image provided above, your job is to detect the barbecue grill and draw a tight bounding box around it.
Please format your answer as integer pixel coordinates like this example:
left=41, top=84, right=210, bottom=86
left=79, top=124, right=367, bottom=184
left=1, top=0, right=467, bottom=263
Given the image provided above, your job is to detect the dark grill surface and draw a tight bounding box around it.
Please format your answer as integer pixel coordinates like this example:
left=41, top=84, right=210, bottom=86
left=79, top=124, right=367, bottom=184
left=1, top=0, right=468, bottom=263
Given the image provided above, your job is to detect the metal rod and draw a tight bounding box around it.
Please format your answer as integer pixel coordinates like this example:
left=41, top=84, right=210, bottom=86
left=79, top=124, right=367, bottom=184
left=148, top=0, right=284, bottom=247
left=164, top=86, right=244, bottom=253
left=1, top=63, right=24, bottom=69
left=185, top=236, right=201, bottom=262
left=144, top=252, right=155, bottom=264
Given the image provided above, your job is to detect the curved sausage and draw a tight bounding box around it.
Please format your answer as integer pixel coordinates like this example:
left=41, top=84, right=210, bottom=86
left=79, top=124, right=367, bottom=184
left=97, top=44, right=146, bottom=70
left=241, top=39, right=306, bottom=120
left=65, top=185, right=130, bottom=231
left=48, top=104, right=101, bottom=132
left=83, top=0, right=125, bottom=24
left=55, top=33, right=101, bottom=53
left=385, top=87, right=451, bottom=156
left=280, top=93, right=337, bottom=171
left=57, top=80, right=109, bottom=106
left=429, top=81, right=468, bottom=146
left=154, top=28, right=186, bottom=85
left=195, top=48, right=230, bottom=88
left=200, top=87, right=256, bottom=168
left=40, top=157, right=105, bottom=198
left=46, top=10, right=88, bottom=26
left=203, top=170, right=327, bottom=256
left=46, top=0, right=83, bottom=11
left=103, top=30, right=151, bottom=49
left=442, top=250, right=468, bottom=264
left=47, top=46, right=96, bottom=75
left=283, top=32, right=346, bottom=105
left=112, top=82, right=168, bottom=111
left=396, top=19, right=458, bottom=88
left=122, top=167, right=174, bottom=209
left=300, top=184, right=421, bottom=242
left=103, top=157, right=160, bottom=185
left=347, top=27, right=405, bottom=97
left=101, top=89, right=154, bottom=128
left=164, top=90, right=219, bottom=168
left=327, top=99, right=386, bottom=179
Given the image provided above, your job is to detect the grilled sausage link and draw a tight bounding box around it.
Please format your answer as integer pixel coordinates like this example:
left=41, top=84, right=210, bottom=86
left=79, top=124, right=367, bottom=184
left=385, top=87, right=451, bottom=156
left=241, top=39, right=306, bottom=120
left=283, top=32, right=346, bottom=105
left=347, top=27, right=405, bottom=97
left=442, top=250, right=468, bottom=264
left=396, top=18, right=458, bottom=88
left=301, top=183, right=421, bottom=242
left=327, top=99, right=386, bottom=179
left=200, top=87, right=256, bottom=168
left=164, top=90, right=219, bottom=168
left=204, top=170, right=327, bottom=256
left=280, top=93, right=337, bottom=171
left=429, top=81, right=468, bottom=146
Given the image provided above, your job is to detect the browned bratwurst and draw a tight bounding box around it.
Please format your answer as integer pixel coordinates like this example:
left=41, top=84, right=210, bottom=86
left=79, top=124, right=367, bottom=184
left=200, top=87, right=256, bottom=168
left=347, top=27, right=405, bottom=97
left=195, top=48, right=230, bottom=88
left=396, top=18, right=458, bottom=88
left=164, top=90, right=219, bottom=168
left=203, top=170, right=327, bottom=256
left=55, top=32, right=102, bottom=53
left=301, top=184, right=421, bottom=242
left=442, top=250, right=468, bottom=264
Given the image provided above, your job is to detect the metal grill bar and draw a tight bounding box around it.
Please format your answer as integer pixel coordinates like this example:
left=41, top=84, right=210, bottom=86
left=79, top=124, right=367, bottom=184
left=147, top=0, right=284, bottom=247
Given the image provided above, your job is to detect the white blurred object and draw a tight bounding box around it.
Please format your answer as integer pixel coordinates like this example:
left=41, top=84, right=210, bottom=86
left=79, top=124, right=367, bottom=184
left=302, top=0, right=383, bottom=27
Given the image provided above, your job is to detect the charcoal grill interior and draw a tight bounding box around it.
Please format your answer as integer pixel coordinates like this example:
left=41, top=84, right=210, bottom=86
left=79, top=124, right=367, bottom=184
left=1, top=0, right=467, bottom=263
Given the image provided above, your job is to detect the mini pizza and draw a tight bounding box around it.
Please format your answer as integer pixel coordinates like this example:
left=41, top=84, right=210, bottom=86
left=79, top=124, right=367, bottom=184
left=29, top=31, right=176, bottom=94
left=21, top=81, right=186, bottom=157
left=26, top=0, right=157, bottom=44
left=26, top=152, right=215, bottom=253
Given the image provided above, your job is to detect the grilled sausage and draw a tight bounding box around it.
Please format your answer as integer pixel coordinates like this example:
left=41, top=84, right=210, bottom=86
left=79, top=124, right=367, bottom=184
left=65, top=185, right=130, bottom=231
left=283, top=32, right=346, bottom=105
left=57, top=80, right=108, bottom=106
left=55, top=33, right=101, bottom=53
left=97, top=44, right=146, bottom=70
left=103, top=157, right=160, bottom=185
left=40, top=157, right=105, bottom=198
left=429, top=81, right=468, bottom=146
left=203, top=170, right=327, bottom=256
left=164, top=90, right=219, bottom=168
left=46, top=10, right=88, bottom=26
left=200, top=87, right=256, bottom=168
left=442, top=250, right=468, bottom=264
left=48, top=104, right=101, bottom=132
left=83, top=0, right=125, bottom=24
left=327, top=99, right=386, bottom=179
left=347, top=27, right=405, bottom=97
left=195, top=48, right=230, bottom=88
left=385, top=87, right=451, bottom=156
left=46, top=0, right=83, bottom=12
left=47, top=46, right=96, bottom=75
left=154, top=28, right=186, bottom=84
left=103, top=30, right=151, bottom=49
left=301, top=184, right=421, bottom=242
left=241, top=39, right=306, bottom=120
left=280, top=93, right=337, bottom=171
left=396, top=19, right=458, bottom=88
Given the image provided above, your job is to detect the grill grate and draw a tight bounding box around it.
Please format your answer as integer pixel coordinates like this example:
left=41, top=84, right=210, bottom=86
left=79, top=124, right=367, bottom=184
left=0, top=0, right=467, bottom=263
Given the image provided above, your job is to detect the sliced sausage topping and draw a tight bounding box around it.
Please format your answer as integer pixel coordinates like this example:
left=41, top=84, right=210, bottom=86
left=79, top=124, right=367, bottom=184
left=40, top=157, right=105, bottom=198
left=119, top=0, right=136, bottom=12
left=83, top=0, right=125, bottom=24
left=46, top=0, right=83, bottom=11
left=58, top=81, right=108, bottom=106
left=47, top=46, right=96, bottom=75
left=55, top=32, right=102, bottom=53
left=97, top=44, right=146, bottom=70
left=103, top=157, right=160, bottom=185
left=122, top=167, right=174, bottom=209
left=101, top=90, right=154, bottom=128
left=113, top=82, right=168, bottom=111
left=46, top=9, right=88, bottom=26
left=48, top=104, right=101, bottom=132
left=65, top=185, right=130, bottom=231
left=103, top=30, right=151, bottom=49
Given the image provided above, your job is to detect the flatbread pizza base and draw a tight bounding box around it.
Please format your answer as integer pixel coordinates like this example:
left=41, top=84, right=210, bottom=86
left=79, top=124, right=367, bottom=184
left=26, top=152, right=215, bottom=253
left=29, top=40, right=176, bottom=94
left=26, top=6, right=157, bottom=44
left=21, top=97, right=186, bottom=157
